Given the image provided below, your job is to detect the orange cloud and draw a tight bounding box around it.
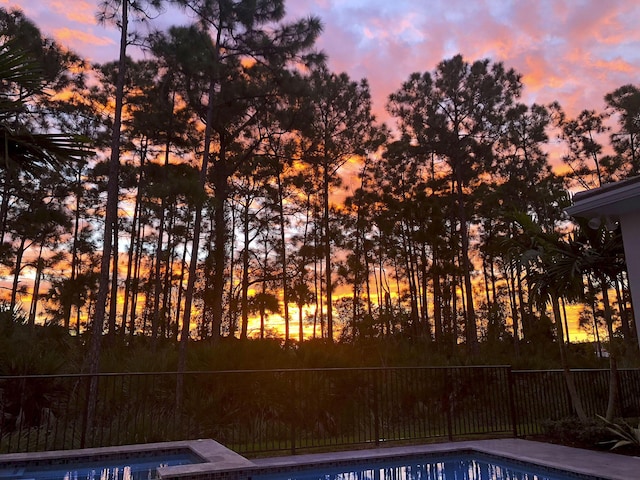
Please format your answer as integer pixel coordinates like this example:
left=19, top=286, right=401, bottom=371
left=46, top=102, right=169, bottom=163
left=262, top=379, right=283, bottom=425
left=592, top=58, right=635, bottom=74
left=54, top=27, right=114, bottom=47
left=49, top=0, right=95, bottom=25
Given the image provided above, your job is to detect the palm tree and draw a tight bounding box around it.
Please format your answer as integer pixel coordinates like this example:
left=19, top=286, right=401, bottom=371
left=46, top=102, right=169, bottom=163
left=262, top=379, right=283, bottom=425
left=508, top=212, right=588, bottom=421
left=512, top=209, right=628, bottom=422
left=574, top=218, right=626, bottom=421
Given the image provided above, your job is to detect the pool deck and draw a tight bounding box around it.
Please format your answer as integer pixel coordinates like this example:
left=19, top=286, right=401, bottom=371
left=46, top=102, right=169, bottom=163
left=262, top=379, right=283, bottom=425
left=250, top=439, right=640, bottom=480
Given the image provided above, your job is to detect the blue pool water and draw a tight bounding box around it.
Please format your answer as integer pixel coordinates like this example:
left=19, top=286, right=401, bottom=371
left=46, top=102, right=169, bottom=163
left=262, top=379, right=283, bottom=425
left=257, top=454, right=599, bottom=480
left=0, top=451, right=201, bottom=480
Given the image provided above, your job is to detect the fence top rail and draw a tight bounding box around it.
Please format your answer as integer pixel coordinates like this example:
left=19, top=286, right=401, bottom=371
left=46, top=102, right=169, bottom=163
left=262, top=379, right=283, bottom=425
left=513, top=368, right=618, bottom=373
left=0, top=365, right=516, bottom=380
left=1, top=366, right=632, bottom=380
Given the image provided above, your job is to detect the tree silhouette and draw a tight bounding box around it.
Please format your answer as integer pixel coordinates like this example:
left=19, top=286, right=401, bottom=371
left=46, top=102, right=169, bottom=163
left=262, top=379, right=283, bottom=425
left=605, top=84, right=640, bottom=179
left=297, top=66, right=380, bottom=341
left=388, top=55, right=521, bottom=352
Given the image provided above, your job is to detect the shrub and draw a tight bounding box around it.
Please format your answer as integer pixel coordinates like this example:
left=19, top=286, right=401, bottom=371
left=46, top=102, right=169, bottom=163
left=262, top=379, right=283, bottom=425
left=540, top=417, right=610, bottom=449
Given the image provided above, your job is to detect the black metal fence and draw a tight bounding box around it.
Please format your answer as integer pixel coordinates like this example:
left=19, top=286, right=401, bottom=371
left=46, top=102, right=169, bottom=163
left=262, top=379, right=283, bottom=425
left=1, top=367, right=639, bottom=456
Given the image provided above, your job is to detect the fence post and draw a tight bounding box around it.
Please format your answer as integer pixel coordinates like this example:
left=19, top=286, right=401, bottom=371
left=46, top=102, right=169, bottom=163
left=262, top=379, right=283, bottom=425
left=507, top=367, right=518, bottom=437
left=80, top=375, right=91, bottom=449
left=444, top=369, right=453, bottom=441
left=290, top=371, right=296, bottom=455
left=373, top=370, right=380, bottom=446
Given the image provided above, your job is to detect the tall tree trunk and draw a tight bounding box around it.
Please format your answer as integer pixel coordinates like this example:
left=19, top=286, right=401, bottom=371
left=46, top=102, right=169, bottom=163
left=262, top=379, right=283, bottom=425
left=151, top=142, right=171, bottom=344
left=128, top=221, right=144, bottom=337
left=552, top=295, right=587, bottom=421
left=163, top=211, right=177, bottom=340
left=203, top=209, right=216, bottom=337
left=174, top=212, right=190, bottom=340
left=65, top=167, right=82, bottom=331
left=401, top=220, right=420, bottom=332
left=364, top=245, right=372, bottom=319
left=482, top=257, right=492, bottom=313
left=298, top=191, right=313, bottom=343
left=240, top=198, right=250, bottom=340
left=298, top=300, right=304, bottom=342
left=420, top=242, right=431, bottom=339
left=177, top=72, right=216, bottom=409
left=489, top=252, right=498, bottom=306
left=454, top=165, right=477, bottom=351
left=615, top=276, right=631, bottom=341
left=10, top=237, right=26, bottom=312
left=107, top=224, right=119, bottom=339
left=432, top=265, right=443, bottom=344
left=323, top=161, right=333, bottom=341
left=516, top=261, right=529, bottom=340
left=561, top=297, right=571, bottom=345
left=506, top=262, right=520, bottom=356
left=211, top=155, right=228, bottom=341
left=276, top=170, right=290, bottom=342
left=260, top=249, right=268, bottom=339
left=600, top=273, right=619, bottom=422
left=351, top=216, right=361, bottom=340
left=28, top=248, right=45, bottom=329
left=76, top=282, right=82, bottom=336
left=590, top=290, right=603, bottom=357
left=86, top=0, right=128, bottom=444
left=121, top=172, right=142, bottom=337
left=0, top=185, right=8, bottom=246
left=227, top=204, right=237, bottom=337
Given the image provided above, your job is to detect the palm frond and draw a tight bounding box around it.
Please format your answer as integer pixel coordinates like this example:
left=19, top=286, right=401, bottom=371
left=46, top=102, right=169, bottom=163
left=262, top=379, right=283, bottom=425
left=0, top=38, right=44, bottom=117
left=1, top=125, right=92, bottom=172
left=0, top=39, right=93, bottom=171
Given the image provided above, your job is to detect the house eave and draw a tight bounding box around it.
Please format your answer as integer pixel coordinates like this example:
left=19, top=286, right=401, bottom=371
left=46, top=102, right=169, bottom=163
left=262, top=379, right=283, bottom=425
left=565, top=176, right=640, bottom=218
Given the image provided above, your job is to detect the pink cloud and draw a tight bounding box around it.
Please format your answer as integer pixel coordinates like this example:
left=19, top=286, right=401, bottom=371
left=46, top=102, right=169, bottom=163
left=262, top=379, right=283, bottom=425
left=54, top=26, right=114, bottom=47
left=5, top=0, right=640, bottom=127
left=49, top=0, right=95, bottom=25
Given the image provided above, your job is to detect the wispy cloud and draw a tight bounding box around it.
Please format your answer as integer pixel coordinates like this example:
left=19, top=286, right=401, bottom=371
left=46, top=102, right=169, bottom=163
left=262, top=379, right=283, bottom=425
left=54, top=27, right=114, bottom=47
left=302, top=0, right=640, bottom=120
left=6, top=0, right=640, bottom=122
left=49, top=0, right=95, bottom=24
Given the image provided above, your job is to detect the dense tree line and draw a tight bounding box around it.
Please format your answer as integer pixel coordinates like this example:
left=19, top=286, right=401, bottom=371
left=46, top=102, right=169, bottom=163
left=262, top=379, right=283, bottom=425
left=0, top=1, right=637, bottom=366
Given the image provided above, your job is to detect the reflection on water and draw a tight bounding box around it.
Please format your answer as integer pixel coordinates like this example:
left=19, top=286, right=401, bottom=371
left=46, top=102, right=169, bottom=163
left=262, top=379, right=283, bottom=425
left=62, top=465, right=134, bottom=480
left=18, top=454, right=196, bottom=480
left=36, top=464, right=154, bottom=480
left=259, top=457, right=588, bottom=480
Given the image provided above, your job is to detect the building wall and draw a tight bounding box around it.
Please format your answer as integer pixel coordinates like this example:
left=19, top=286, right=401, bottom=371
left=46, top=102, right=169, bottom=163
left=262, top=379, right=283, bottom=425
left=620, top=210, right=640, bottom=345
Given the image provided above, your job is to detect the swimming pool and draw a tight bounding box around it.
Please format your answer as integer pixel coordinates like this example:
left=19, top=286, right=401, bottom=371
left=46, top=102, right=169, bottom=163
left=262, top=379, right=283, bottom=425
left=1, top=439, right=632, bottom=480
left=250, top=440, right=630, bottom=480
left=0, top=439, right=254, bottom=480
left=255, top=453, right=600, bottom=480
left=1, top=451, right=201, bottom=480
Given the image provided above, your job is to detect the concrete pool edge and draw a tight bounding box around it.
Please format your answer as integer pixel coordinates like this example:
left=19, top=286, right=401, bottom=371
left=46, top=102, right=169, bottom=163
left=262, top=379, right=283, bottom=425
left=246, top=439, right=640, bottom=480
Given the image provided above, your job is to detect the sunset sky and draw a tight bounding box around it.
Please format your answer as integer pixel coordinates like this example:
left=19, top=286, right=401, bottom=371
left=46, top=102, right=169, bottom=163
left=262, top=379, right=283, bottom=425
left=5, top=0, right=631, bottom=341
left=4, top=0, right=640, bottom=128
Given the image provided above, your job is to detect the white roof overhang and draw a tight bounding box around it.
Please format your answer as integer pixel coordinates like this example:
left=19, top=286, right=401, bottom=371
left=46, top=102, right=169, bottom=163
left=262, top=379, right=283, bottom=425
left=565, top=176, right=640, bottom=219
